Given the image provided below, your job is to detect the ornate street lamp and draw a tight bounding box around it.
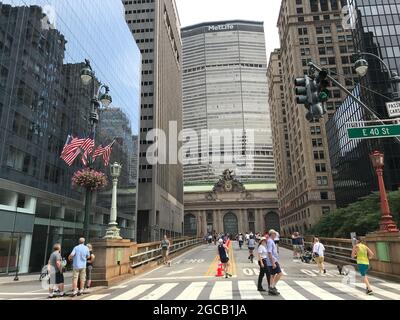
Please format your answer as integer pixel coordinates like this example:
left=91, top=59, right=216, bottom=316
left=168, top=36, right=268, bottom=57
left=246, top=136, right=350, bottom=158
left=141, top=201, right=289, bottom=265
left=369, top=151, right=399, bottom=233
left=79, top=59, right=113, bottom=241
left=353, top=51, right=400, bottom=97
left=104, top=162, right=123, bottom=240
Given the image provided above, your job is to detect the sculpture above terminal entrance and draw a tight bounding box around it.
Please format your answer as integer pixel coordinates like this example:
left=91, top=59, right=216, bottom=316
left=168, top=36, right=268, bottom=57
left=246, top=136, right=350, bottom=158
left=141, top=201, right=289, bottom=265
left=213, top=169, right=246, bottom=193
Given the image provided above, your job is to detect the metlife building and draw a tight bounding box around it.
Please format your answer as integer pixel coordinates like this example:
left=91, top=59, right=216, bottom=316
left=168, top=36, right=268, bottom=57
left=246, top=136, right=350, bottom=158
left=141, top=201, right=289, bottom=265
left=181, top=20, right=275, bottom=185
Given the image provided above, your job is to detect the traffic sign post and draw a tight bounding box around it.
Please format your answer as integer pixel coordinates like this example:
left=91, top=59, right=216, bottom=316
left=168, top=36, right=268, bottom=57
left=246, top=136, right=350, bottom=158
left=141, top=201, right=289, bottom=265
left=347, top=124, right=400, bottom=139
left=386, top=101, right=400, bottom=118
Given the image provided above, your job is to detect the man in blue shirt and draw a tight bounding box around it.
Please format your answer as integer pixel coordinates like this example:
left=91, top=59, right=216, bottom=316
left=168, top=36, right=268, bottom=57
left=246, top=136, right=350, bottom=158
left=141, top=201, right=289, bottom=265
left=266, top=229, right=283, bottom=296
left=68, top=238, right=90, bottom=297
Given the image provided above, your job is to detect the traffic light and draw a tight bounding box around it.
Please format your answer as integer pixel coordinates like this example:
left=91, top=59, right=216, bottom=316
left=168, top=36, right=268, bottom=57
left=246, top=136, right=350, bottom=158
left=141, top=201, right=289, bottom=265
left=294, top=76, right=310, bottom=107
left=295, top=75, right=325, bottom=122
left=316, top=69, right=331, bottom=103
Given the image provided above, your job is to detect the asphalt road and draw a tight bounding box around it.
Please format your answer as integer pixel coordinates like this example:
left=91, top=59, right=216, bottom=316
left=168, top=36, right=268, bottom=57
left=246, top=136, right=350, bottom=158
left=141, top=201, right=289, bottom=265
left=1, top=242, right=400, bottom=300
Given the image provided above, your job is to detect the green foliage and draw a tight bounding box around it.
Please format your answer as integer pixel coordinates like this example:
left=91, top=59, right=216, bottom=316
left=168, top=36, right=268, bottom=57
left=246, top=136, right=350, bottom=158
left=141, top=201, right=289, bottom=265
left=310, top=191, right=400, bottom=238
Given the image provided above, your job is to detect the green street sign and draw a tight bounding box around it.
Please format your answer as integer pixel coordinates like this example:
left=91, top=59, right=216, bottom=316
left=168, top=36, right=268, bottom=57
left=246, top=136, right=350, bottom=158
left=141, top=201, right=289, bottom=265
left=347, top=124, right=400, bottom=139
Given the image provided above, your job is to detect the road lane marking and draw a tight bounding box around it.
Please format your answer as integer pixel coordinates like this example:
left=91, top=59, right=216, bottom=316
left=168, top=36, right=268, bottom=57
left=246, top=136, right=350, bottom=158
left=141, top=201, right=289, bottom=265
left=82, top=294, right=109, bottom=301
left=278, top=281, right=307, bottom=300
left=135, top=276, right=217, bottom=281
left=355, top=283, right=400, bottom=300
left=325, top=282, right=380, bottom=300
left=112, top=284, right=154, bottom=300
left=109, top=285, right=128, bottom=290
left=379, top=282, right=400, bottom=291
left=168, top=267, right=194, bottom=276
left=238, top=281, right=264, bottom=300
left=210, top=281, right=233, bottom=300
left=295, top=281, right=343, bottom=300
left=205, top=255, right=219, bottom=276
left=0, top=292, right=45, bottom=296
left=140, top=283, right=178, bottom=300
left=175, top=282, right=207, bottom=300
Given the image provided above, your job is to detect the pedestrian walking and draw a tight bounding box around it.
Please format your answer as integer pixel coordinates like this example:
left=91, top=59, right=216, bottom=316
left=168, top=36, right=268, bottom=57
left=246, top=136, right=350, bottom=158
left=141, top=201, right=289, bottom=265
left=266, top=229, right=282, bottom=296
left=217, top=239, right=232, bottom=278
left=245, top=232, right=250, bottom=245
left=312, top=238, right=326, bottom=274
left=161, top=235, right=171, bottom=266
left=238, top=233, right=244, bottom=250
left=47, top=243, right=65, bottom=299
left=248, top=235, right=256, bottom=263
left=274, top=231, right=280, bottom=253
left=352, top=237, right=375, bottom=295
left=292, top=232, right=303, bottom=261
left=257, top=237, right=271, bottom=292
left=68, top=238, right=90, bottom=297
left=86, top=244, right=95, bottom=290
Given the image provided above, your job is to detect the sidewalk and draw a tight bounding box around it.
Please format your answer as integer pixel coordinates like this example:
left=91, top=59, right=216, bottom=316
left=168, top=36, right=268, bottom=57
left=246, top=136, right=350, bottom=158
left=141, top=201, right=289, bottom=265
left=0, top=272, right=72, bottom=285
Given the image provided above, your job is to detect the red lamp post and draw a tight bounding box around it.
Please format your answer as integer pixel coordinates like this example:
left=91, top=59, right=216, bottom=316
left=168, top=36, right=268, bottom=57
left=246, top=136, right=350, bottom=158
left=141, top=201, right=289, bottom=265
left=370, top=151, right=399, bottom=233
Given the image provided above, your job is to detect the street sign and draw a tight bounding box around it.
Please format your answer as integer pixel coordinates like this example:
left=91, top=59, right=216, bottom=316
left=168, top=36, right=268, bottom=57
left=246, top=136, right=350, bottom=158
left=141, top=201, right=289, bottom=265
left=386, top=101, right=400, bottom=118
left=347, top=124, right=400, bottom=139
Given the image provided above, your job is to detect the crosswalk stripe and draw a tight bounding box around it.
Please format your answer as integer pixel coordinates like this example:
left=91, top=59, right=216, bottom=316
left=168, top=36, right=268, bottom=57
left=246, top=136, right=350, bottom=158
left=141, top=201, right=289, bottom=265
left=278, top=281, right=308, bottom=300
left=210, top=281, right=233, bottom=300
left=379, top=282, right=400, bottom=291
left=140, top=283, right=178, bottom=300
left=355, top=283, right=400, bottom=300
left=175, top=282, right=207, bottom=300
left=325, top=282, right=381, bottom=300
left=238, top=281, right=264, bottom=300
left=112, top=284, right=154, bottom=300
left=82, top=294, right=109, bottom=301
left=295, top=281, right=343, bottom=300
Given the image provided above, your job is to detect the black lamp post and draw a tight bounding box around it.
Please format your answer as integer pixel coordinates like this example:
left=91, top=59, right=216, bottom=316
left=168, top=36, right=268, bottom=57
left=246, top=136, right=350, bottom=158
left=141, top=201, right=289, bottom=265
left=79, top=59, right=112, bottom=241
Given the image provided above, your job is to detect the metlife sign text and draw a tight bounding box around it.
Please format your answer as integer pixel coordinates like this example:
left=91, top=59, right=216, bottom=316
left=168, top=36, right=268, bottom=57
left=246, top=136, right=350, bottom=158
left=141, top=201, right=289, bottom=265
left=207, top=24, right=235, bottom=32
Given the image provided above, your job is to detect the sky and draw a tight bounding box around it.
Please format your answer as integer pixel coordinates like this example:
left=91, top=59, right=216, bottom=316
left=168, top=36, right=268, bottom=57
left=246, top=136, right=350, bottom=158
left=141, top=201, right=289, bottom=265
left=175, top=0, right=282, bottom=62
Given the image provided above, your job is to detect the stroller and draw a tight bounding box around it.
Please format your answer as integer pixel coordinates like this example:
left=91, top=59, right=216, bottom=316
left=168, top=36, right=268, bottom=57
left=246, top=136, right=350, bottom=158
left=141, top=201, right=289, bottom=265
left=300, top=248, right=313, bottom=264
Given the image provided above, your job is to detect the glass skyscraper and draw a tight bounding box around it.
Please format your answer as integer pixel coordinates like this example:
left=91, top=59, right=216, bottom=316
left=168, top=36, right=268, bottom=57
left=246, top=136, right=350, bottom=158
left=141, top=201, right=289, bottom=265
left=0, top=0, right=141, bottom=273
left=327, top=0, right=400, bottom=207
left=181, top=20, right=275, bottom=184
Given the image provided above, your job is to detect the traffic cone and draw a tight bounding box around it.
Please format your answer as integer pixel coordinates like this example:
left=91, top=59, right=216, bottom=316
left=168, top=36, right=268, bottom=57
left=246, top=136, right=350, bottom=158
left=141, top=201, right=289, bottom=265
left=216, top=261, right=223, bottom=277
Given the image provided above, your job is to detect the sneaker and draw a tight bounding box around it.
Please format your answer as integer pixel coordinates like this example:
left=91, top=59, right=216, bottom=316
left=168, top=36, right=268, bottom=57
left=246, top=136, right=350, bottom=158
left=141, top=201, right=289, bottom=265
left=48, top=294, right=54, bottom=299
left=227, top=273, right=232, bottom=278
left=268, top=288, right=278, bottom=296
left=324, top=269, right=327, bottom=274
left=71, top=291, right=78, bottom=297
left=257, top=288, right=266, bottom=292
left=78, top=290, right=84, bottom=296
left=59, top=292, right=65, bottom=297
left=225, top=274, right=229, bottom=279
left=272, top=287, right=280, bottom=295
left=367, top=289, right=373, bottom=295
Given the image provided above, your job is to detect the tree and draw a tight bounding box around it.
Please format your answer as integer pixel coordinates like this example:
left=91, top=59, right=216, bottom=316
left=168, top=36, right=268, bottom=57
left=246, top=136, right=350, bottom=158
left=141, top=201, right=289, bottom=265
left=310, top=191, right=400, bottom=238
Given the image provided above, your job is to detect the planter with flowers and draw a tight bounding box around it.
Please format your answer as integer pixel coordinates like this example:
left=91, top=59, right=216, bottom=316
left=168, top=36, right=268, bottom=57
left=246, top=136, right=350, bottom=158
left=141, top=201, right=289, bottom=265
left=72, top=168, right=108, bottom=191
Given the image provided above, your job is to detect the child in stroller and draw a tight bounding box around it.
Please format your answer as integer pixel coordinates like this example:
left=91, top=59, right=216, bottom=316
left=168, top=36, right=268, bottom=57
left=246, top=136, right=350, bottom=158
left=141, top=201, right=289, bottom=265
left=300, top=246, right=313, bottom=263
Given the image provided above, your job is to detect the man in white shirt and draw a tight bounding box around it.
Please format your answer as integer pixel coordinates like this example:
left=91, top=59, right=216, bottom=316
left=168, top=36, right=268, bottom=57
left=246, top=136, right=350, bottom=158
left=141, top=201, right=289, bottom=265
left=313, top=238, right=326, bottom=274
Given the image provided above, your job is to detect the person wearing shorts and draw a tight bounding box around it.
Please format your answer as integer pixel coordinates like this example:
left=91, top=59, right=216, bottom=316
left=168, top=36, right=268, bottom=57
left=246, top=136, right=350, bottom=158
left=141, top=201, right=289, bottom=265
left=86, top=244, right=95, bottom=290
left=218, top=239, right=232, bottom=278
left=161, top=235, right=171, bottom=266
left=266, top=230, right=282, bottom=296
left=69, top=238, right=90, bottom=297
left=352, top=238, right=374, bottom=295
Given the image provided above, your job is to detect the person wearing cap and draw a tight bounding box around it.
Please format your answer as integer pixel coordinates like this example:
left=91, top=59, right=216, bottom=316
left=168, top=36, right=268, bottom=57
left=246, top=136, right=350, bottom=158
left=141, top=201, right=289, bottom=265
left=217, top=238, right=232, bottom=278
left=266, top=229, right=282, bottom=296
left=257, top=237, right=271, bottom=292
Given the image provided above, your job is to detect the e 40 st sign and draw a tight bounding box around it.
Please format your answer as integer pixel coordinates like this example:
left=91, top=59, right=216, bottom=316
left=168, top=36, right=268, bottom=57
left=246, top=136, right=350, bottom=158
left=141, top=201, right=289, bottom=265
left=347, top=124, right=400, bottom=139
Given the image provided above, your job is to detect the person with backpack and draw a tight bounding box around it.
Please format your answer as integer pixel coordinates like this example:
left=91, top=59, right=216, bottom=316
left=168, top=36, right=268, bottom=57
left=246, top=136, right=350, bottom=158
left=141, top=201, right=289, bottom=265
left=352, top=238, right=375, bottom=295
left=248, top=235, right=256, bottom=263
left=217, top=239, right=232, bottom=278
left=47, top=243, right=65, bottom=299
left=161, top=235, right=171, bottom=266
left=312, top=238, right=326, bottom=274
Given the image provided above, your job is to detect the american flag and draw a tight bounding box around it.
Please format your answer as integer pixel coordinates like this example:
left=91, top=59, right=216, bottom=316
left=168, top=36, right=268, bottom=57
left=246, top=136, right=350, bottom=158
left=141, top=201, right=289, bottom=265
left=61, top=136, right=85, bottom=158
left=92, top=145, right=106, bottom=162
left=80, top=135, right=95, bottom=154
left=63, top=148, right=82, bottom=167
left=61, top=135, right=86, bottom=166
left=103, top=141, right=115, bottom=166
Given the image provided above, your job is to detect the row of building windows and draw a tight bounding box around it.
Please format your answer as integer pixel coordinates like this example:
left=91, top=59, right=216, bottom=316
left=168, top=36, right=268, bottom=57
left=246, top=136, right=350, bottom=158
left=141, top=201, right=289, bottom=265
left=125, top=9, right=154, bottom=14
left=141, top=104, right=154, bottom=109
left=136, top=38, right=154, bottom=44
left=124, top=0, right=154, bottom=4
left=127, top=19, right=154, bottom=24
left=132, top=28, right=154, bottom=34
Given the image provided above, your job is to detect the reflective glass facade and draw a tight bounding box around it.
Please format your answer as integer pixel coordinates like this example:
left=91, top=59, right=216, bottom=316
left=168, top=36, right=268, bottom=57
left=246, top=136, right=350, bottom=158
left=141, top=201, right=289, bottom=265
left=0, top=0, right=141, bottom=273
left=327, top=0, right=400, bottom=208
